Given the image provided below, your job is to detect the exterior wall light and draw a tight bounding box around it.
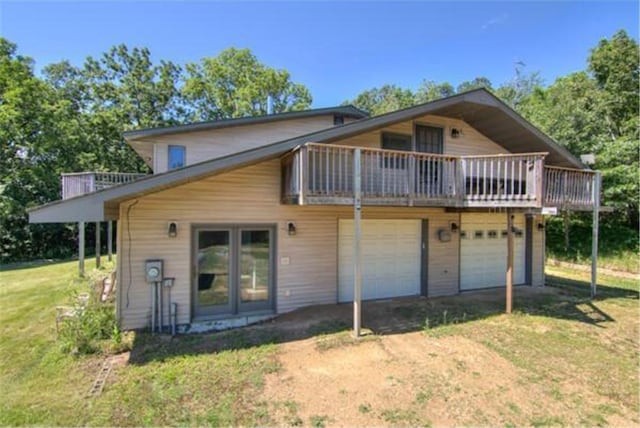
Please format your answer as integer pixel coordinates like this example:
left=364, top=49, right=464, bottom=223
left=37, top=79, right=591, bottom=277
left=287, top=222, right=297, bottom=236
left=450, top=128, right=463, bottom=138
left=168, top=222, right=178, bottom=238
left=450, top=221, right=459, bottom=232
left=537, top=222, right=545, bottom=231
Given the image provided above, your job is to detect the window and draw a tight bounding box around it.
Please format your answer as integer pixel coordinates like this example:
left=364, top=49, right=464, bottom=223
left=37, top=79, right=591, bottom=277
left=333, top=115, right=344, bottom=125
left=382, top=132, right=412, bottom=151
left=168, top=145, right=186, bottom=170
left=381, top=133, right=412, bottom=168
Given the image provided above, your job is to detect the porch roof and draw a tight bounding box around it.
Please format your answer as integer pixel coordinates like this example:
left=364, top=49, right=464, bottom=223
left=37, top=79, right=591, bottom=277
left=29, top=89, right=587, bottom=223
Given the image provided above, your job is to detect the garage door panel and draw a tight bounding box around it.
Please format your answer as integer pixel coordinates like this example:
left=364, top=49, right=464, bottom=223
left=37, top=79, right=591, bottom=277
left=339, top=219, right=421, bottom=302
left=460, top=214, right=526, bottom=290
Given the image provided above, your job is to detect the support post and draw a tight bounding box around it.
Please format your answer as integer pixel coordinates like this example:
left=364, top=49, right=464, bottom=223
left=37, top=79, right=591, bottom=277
left=591, top=172, right=601, bottom=298
left=95, top=222, right=101, bottom=268
left=353, top=148, right=362, bottom=337
left=506, top=210, right=514, bottom=314
left=78, top=221, right=85, bottom=277
left=107, top=221, right=113, bottom=262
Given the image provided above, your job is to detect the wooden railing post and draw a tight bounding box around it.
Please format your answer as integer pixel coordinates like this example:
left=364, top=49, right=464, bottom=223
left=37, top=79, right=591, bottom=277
left=535, top=156, right=544, bottom=207
left=456, top=158, right=466, bottom=207
left=408, top=155, right=415, bottom=206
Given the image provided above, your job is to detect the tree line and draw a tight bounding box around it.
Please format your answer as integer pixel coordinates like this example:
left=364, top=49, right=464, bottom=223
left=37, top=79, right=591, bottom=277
left=1, top=30, right=637, bottom=263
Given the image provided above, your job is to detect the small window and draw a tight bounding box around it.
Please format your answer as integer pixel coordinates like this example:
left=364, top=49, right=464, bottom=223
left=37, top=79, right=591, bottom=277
left=474, top=230, right=484, bottom=239
left=382, top=132, right=412, bottom=152
left=501, top=230, right=508, bottom=238
left=333, top=115, right=344, bottom=125
left=381, top=133, right=412, bottom=168
left=515, top=230, right=523, bottom=238
left=460, top=230, right=468, bottom=239
left=168, top=145, right=186, bottom=170
left=488, top=230, right=498, bottom=239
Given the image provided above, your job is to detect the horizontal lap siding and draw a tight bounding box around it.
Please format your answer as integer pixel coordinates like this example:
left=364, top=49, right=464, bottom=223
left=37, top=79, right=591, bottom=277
left=531, top=214, right=545, bottom=286
left=334, top=114, right=509, bottom=156
left=150, top=116, right=337, bottom=173
left=118, top=160, right=342, bottom=329
left=426, top=212, right=461, bottom=297
left=117, top=158, right=462, bottom=329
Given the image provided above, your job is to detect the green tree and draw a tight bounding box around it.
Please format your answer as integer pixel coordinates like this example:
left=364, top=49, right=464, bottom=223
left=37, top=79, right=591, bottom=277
left=456, top=77, right=493, bottom=93
left=346, top=84, right=415, bottom=116
left=0, top=39, right=74, bottom=261
left=182, top=48, right=312, bottom=120
left=496, top=62, right=544, bottom=109
left=588, top=30, right=639, bottom=139
left=414, top=80, right=455, bottom=103
left=588, top=30, right=639, bottom=227
left=45, top=44, right=185, bottom=173
left=519, top=72, right=602, bottom=155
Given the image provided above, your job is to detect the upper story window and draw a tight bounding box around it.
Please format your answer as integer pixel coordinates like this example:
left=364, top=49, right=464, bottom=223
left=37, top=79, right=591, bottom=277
left=168, top=145, right=186, bottom=170
left=381, top=133, right=412, bottom=168
left=382, top=132, right=412, bottom=151
left=333, top=115, right=345, bottom=125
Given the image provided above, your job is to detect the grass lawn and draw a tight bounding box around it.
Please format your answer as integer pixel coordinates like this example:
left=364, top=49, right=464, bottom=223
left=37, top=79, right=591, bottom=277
left=0, top=259, right=638, bottom=426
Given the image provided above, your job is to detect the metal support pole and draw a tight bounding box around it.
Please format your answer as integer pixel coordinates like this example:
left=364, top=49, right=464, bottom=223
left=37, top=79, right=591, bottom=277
left=95, top=222, right=101, bottom=268
left=353, top=148, right=362, bottom=337
left=107, top=221, right=113, bottom=262
left=506, top=210, right=514, bottom=314
left=78, top=221, right=85, bottom=277
left=591, top=172, right=601, bottom=298
left=151, top=283, right=156, bottom=333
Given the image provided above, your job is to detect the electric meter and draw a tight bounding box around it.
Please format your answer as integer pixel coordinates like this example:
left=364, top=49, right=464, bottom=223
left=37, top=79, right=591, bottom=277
left=145, top=260, right=163, bottom=283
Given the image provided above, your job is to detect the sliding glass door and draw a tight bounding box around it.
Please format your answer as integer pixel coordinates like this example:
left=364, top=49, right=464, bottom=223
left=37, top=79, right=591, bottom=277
left=194, top=226, right=274, bottom=318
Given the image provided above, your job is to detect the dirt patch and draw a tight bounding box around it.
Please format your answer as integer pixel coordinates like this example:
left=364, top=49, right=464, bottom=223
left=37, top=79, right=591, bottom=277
left=262, top=331, right=633, bottom=427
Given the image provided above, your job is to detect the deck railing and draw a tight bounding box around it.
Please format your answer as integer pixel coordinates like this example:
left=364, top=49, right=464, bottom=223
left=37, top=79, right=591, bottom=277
left=61, top=172, right=147, bottom=199
left=282, top=143, right=550, bottom=208
left=460, top=153, right=545, bottom=206
left=544, top=166, right=597, bottom=209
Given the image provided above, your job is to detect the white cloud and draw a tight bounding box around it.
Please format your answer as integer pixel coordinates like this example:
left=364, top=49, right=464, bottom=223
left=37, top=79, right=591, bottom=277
left=481, top=13, right=509, bottom=30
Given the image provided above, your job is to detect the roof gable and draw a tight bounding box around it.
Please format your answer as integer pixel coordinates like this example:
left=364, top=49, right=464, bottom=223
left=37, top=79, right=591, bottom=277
left=29, top=89, right=585, bottom=223
left=123, top=105, right=369, bottom=141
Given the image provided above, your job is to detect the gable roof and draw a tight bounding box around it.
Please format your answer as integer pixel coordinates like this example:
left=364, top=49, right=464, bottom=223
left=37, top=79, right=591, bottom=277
left=123, top=105, right=369, bottom=141
left=29, top=89, right=586, bottom=223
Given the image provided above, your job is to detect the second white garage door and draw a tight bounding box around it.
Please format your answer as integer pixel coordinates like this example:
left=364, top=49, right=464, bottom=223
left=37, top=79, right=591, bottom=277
left=460, top=213, right=526, bottom=290
left=338, top=219, right=421, bottom=302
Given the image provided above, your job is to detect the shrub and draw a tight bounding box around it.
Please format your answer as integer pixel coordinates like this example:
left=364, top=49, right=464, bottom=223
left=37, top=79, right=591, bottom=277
left=57, top=273, right=127, bottom=355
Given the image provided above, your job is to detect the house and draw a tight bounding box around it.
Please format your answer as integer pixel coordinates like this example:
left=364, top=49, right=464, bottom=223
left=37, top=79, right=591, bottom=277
left=29, top=89, right=601, bottom=332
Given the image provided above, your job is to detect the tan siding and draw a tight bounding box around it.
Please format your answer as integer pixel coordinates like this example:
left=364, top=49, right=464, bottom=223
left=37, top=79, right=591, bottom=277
left=333, top=114, right=509, bottom=156
left=427, top=212, right=461, bottom=297
left=531, top=215, right=545, bottom=286
left=149, top=115, right=337, bottom=173
left=117, top=158, right=463, bottom=330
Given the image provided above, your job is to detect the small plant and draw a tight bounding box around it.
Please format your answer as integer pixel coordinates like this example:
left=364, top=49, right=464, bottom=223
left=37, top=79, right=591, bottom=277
left=415, top=389, right=432, bottom=404
left=380, top=408, right=418, bottom=424
left=57, top=273, right=125, bottom=355
left=358, top=403, right=372, bottom=414
left=309, top=414, right=329, bottom=428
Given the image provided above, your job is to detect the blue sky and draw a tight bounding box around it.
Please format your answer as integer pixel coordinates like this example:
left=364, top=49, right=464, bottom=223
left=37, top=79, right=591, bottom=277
left=1, top=1, right=638, bottom=107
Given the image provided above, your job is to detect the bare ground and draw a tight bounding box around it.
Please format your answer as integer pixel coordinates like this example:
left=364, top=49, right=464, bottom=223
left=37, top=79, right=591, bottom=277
left=257, top=287, right=639, bottom=427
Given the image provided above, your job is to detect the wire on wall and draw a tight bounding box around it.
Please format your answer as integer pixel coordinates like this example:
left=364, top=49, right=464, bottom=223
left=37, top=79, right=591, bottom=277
left=126, top=199, right=139, bottom=308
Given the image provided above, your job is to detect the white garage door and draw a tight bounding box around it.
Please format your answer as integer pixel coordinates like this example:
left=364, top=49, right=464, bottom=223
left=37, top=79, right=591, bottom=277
left=338, top=219, right=421, bottom=302
left=460, top=213, right=526, bottom=290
